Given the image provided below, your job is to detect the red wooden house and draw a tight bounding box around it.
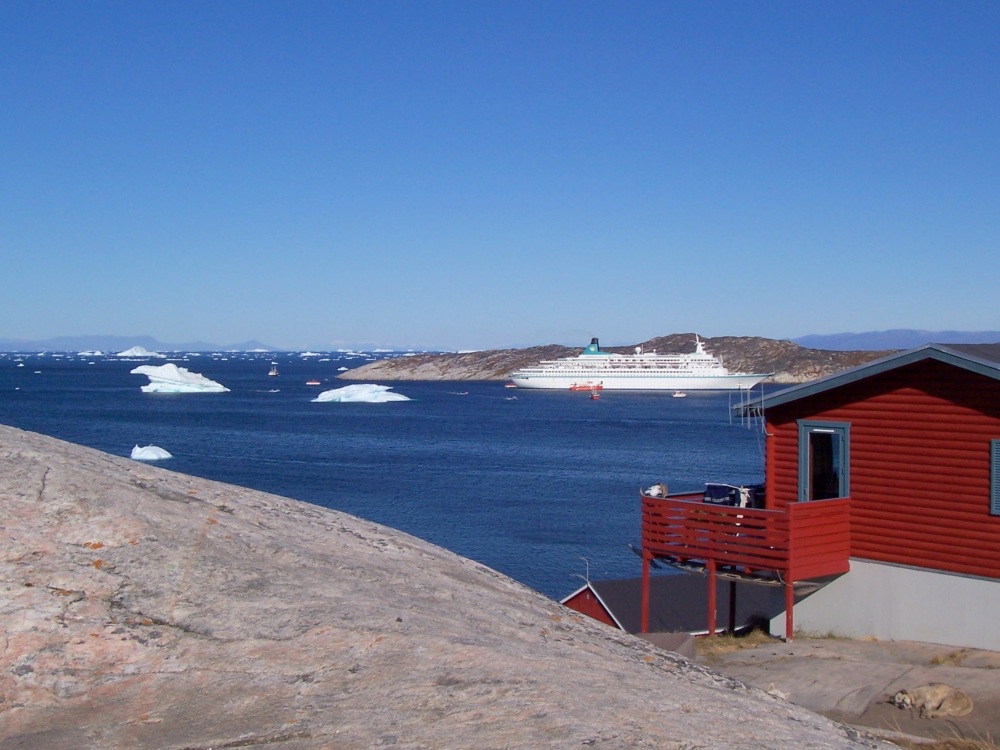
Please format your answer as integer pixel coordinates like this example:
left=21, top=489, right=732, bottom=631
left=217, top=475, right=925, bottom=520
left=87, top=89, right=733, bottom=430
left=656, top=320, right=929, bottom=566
left=639, top=343, right=1000, bottom=650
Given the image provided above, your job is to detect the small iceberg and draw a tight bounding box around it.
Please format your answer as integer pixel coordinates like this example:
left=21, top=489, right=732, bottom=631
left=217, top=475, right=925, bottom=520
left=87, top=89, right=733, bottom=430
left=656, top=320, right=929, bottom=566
left=131, top=363, right=230, bottom=393
left=312, top=384, right=410, bottom=403
left=131, top=444, right=172, bottom=461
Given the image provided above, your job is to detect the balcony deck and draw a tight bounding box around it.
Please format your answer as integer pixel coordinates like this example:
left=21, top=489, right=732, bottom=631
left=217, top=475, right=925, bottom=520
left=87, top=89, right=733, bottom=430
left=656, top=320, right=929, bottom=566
left=640, top=491, right=851, bottom=638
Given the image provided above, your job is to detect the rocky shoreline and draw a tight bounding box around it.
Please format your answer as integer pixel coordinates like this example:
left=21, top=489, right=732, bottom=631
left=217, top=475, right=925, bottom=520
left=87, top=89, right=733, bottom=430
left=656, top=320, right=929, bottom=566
left=0, top=424, right=893, bottom=749
left=338, top=333, right=892, bottom=384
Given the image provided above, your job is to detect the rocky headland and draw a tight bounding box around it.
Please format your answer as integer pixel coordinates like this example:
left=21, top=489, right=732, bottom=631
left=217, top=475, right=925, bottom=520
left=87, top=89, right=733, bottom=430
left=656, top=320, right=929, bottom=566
left=0, top=424, right=893, bottom=749
left=337, top=334, right=892, bottom=384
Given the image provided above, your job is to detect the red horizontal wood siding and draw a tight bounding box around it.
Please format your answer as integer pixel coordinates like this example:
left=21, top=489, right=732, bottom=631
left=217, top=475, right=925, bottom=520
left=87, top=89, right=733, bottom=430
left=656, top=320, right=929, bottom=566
left=765, top=359, right=1000, bottom=580
left=562, top=589, right=616, bottom=627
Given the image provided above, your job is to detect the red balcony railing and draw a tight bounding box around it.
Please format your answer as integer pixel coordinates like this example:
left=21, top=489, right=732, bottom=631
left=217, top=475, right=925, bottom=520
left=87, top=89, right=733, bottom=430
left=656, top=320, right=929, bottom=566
left=640, top=492, right=851, bottom=638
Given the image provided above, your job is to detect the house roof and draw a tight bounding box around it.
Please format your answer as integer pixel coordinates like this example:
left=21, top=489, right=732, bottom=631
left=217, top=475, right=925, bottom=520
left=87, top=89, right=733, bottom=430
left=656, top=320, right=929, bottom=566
left=745, top=342, right=1000, bottom=413
left=560, top=572, right=799, bottom=635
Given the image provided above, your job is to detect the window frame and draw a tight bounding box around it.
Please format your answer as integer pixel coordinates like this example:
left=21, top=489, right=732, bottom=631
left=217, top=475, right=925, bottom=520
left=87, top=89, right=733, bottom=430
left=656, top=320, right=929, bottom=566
left=797, top=420, right=851, bottom=503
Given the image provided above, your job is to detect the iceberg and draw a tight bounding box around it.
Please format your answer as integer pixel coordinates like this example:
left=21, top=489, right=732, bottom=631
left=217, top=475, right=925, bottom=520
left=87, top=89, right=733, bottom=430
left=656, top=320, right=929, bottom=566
left=131, top=363, right=230, bottom=393
left=131, top=444, right=172, bottom=461
left=116, top=345, right=163, bottom=358
left=312, top=384, right=410, bottom=403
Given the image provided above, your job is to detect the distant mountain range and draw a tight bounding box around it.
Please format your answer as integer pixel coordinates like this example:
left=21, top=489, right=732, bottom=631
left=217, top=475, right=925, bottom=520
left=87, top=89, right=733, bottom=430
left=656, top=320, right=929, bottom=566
left=791, top=330, right=1000, bottom=351
left=2, top=329, right=999, bottom=354
left=0, top=335, right=275, bottom=353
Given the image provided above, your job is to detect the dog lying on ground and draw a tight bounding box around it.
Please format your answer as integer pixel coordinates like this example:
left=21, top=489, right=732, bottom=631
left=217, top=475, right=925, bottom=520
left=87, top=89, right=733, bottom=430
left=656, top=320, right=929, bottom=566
left=891, top=684, right=973, bottom=719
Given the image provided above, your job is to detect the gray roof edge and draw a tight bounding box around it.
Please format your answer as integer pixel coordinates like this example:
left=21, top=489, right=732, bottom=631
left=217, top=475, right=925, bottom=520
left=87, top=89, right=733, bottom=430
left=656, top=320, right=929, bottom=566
left=587, top=583, right=628, bottom=631
left=746, top=343, right=1000, bottom=412
left=559, top=581, right=628, bottom=631
left=558, top=583, right=590, bottom=604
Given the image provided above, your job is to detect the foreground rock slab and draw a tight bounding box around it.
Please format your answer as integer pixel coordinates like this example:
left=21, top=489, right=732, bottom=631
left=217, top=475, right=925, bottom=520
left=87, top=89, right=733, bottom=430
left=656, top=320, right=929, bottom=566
left=709, top=638, right=1000, bottom=742
left=0, top=425, right=892, bottom=749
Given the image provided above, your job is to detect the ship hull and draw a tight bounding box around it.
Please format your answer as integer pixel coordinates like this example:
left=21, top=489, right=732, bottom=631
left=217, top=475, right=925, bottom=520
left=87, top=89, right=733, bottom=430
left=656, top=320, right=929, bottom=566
left=510, top=372, right=768, bottom=391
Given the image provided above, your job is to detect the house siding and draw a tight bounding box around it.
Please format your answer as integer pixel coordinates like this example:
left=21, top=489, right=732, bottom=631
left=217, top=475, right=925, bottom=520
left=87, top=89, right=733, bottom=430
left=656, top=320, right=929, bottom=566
left=765, top=359, right=1000, bottom=580
left=561, top=589, right=616, bottom=628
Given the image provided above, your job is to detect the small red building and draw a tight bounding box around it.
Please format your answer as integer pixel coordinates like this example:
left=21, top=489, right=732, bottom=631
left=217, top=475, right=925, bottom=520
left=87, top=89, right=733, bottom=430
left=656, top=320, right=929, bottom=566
left=640, top=343, right=1000, bottom=650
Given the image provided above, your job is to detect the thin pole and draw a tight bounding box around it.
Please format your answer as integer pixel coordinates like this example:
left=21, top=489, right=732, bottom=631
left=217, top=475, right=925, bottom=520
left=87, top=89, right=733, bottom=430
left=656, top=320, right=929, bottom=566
left=728, top=580, right=737, bottom=634
left=785, top=581, right=795, bottom=642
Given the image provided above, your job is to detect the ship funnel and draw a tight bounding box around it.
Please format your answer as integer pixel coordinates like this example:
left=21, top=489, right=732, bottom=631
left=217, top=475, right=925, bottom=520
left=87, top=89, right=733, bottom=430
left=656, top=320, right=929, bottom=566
left=590, top=338, right=599, bottom=347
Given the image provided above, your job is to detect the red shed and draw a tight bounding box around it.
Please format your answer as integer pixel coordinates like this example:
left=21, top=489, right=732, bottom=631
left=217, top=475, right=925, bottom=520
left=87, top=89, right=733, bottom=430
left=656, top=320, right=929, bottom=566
left=639, top=343, right=1000, bottom=650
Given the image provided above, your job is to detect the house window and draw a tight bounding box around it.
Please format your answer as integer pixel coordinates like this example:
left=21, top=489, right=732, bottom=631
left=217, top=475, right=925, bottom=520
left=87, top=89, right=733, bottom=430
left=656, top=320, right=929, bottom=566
left=798, top=421, right=850, bottom=502
left=992, top=440, right=1000, bottom=516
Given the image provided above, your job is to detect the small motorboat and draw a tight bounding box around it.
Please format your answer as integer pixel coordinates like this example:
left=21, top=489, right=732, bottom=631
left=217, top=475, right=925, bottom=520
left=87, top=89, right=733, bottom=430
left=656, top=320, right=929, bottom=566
left=268, top=363, right=279, bottom=377
left=673, top=391, right=687, bottom=398
left=306, top=379, right=321, bottom=386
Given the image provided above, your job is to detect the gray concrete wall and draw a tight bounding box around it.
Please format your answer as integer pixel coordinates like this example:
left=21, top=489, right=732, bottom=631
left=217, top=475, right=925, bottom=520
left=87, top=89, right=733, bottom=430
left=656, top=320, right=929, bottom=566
left=771, top=559, right=1000, bottom=651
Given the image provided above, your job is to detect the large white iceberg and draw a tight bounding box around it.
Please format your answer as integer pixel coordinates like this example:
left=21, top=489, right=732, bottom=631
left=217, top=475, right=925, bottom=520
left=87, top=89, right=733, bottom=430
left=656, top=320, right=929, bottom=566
left=117, top=345, right=163, bottom=358
left=131, top=444, right=172, bottom=461
left=131, top=363, right=230, bottom=393
left=312, top=384, right=410, bottom=403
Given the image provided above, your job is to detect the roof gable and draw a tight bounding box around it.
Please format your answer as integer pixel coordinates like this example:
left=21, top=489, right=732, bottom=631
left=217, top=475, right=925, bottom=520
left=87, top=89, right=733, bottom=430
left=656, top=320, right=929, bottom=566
left=748, top=343, right=1000, bottom=412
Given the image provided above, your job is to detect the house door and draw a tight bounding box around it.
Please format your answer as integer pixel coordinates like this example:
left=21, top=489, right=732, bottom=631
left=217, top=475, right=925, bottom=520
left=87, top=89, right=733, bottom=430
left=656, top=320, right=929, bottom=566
left=798, top=421, right=850, bottom=501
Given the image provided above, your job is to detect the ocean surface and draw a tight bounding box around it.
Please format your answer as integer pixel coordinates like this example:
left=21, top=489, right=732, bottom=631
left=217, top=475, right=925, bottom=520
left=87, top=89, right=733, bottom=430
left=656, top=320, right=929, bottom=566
left=0, top=350, right=769, bottom=599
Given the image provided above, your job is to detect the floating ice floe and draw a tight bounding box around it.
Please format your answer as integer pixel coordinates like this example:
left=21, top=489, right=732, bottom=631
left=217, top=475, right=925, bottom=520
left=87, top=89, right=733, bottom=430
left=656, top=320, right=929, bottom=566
left=130, top=363, right=230, bottom=393
left=131, top=444, right=172, bottom=461
left=312, top=384, right=410, bottom=403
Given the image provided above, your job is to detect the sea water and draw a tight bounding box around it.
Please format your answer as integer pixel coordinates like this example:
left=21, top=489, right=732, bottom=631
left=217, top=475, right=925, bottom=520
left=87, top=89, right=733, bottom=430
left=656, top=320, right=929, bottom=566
left=0, top=351, right=768, bottom=599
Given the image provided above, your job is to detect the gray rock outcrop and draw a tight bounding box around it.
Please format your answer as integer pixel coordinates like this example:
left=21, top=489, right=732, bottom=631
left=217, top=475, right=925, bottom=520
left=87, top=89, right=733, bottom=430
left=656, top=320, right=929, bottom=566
left=0, top=424, right=891, bottom=749
left=338, top=335, right=890, bottom=384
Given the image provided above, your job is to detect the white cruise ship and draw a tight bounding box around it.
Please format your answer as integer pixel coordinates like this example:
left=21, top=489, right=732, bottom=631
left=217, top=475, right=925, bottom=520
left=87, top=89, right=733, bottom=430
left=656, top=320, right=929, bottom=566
left=509, top=337, right=770, bottom=391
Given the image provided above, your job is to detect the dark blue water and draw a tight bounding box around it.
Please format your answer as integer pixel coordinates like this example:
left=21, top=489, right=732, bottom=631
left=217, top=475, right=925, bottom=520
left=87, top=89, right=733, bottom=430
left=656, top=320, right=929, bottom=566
left=0, top=351, right=768, bottom=598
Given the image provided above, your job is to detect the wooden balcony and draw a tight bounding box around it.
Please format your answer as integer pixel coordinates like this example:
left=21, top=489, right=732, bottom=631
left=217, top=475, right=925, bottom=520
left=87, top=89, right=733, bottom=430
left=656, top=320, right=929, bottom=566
left=640, top=491, right=851, bottom=638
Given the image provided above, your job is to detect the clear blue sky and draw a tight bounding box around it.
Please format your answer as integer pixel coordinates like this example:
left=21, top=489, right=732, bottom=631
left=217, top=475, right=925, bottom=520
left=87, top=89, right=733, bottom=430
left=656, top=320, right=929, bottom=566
left=3, top=1, right=998, bottom=350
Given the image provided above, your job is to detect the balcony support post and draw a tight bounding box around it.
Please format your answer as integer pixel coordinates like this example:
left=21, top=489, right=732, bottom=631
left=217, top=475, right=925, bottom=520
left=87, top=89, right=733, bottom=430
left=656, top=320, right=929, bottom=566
left=640, top=550, right=650, bottom=633
left=706, top=558, right=717, bottom=637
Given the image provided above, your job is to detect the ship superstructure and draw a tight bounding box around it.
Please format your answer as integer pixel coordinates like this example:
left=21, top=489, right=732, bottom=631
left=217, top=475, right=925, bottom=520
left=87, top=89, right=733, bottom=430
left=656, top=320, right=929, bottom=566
left=509, top=337, right=769, bottom=391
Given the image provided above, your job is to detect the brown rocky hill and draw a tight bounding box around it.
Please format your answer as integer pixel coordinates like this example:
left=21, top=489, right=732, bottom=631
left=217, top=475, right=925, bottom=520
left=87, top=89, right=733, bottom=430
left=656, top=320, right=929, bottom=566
left=0, top=424, right=891, bottom=749
left=339, top=334, right=892, bottom=384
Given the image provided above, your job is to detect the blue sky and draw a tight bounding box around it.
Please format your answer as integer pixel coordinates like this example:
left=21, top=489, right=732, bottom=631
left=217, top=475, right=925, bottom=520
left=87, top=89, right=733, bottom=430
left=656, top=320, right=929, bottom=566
left=3, top=1, right=998, bottom=350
